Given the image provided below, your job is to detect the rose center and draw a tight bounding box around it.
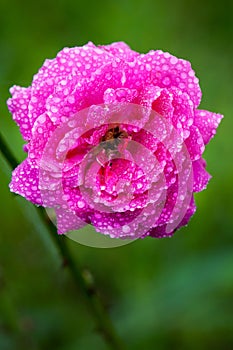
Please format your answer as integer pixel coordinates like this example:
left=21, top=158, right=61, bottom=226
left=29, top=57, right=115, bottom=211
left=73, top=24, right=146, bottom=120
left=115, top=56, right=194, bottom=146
left=100, top=125, right=129, bottom=153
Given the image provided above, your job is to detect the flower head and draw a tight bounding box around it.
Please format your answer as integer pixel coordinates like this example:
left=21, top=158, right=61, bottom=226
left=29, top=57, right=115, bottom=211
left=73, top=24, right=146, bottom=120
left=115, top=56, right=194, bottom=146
left=8, top=42, right=223, bottom=240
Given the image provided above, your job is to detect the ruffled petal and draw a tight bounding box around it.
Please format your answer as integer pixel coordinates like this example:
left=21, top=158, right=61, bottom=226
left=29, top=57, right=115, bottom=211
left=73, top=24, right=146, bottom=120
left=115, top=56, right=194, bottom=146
left=103, top=87, right=138, bottom=104
left=176, top=195, right=196, bottom=229
left=169, top=87, right=194, bottom=137
left=151, top=88, right=174, bottom=118
left=7, top=86, right=32, bottom=140
left=194, top=109, right=223, bottom=145
left=149, top=195, right=196, bottom=238
left=100, top=41, right=140, bottom=61
left=192, top=159, right=211, bottom=192
left=185, top=125, right=205, bottom=161
left=28, top=113, right=56, bottom=164
left=44, top=60, right=126, bottom=125
left=9, top=159, right=42, bottom=205
left=56, top=207, right=86, bottom=235
left=30, top=42, right=115, bottom=125
left=136, top=50, right=202, bottom=107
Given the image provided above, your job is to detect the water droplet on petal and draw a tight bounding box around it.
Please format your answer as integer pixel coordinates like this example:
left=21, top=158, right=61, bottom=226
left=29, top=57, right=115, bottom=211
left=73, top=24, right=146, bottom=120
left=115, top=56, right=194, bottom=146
left=162, top=77, right=171, bottom=86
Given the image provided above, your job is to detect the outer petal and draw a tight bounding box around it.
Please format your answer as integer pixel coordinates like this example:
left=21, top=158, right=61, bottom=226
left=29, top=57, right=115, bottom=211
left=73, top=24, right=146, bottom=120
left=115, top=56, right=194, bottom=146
left=176, top=195, right=196, bottom=229
left=28, top=113, right=56, bottom=164
left=136, top=50, right=202, bottom=107
left=9, top=159, right=42, bottom=205
left=194, top=109, right=223, bottom=145
left=192, top=159, right=211, bottom=192
left=169, top=87, right=194, bottom=137
left=56, top=207, right=86, bottom=234
left=185, top=125, right=205, bottom=161
left=100, top=42, right=140, bottom=61
left=29, top=42, right=115, bottom=126
left=149, top=87, right=194, bottom=138
left=44, top=60, right=126, bottom=124
left=90, top=208, right=143, bottom=238
left=7, top=86, right=32, bottom=140
left=149, top=196, right=196, bottom=238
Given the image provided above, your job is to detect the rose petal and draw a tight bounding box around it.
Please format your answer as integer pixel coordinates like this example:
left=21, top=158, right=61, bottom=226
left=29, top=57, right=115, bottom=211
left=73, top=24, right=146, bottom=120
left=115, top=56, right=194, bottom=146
left=193, top=158, right=211, bottom=192
left=30, top=42, right=115, bottom=125
left=149, top=196, right=196, bottom=237
left=176, top=196, right=196, bottom=229
left=44, top=60, right=126, bottom=125
left=151, top=88, right=174, bottom=118
left=9, top=159, right=42, bottom=205
left=28, top=113, right=56, bottom=164
left=7, top=86, right=32, bottom=140
left=103, top=87, right=138, bottom=104
left=137, top=50, right=202, bottom=107
left=169, top=87, right=194, bottom=137
left=100, top=42, right=139, bottom=61
left=185, top=125, right=205, bottom=161
left=56, top=207, right=86, bottom=234
left=194, top=109, right=223, bottom=145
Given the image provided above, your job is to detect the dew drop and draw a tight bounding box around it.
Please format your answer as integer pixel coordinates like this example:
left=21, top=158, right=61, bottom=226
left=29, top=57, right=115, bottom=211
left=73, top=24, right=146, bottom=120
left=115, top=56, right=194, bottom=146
left=77, top=200, right=85, bottom=208
left=162, top=77, right=171, bottom=86
left=122, top=225, right=130, bottom=233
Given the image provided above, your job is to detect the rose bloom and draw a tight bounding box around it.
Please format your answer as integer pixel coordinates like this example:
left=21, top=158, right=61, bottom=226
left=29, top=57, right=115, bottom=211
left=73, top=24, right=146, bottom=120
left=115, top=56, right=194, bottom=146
left=8, top=42, right=223, bottom=239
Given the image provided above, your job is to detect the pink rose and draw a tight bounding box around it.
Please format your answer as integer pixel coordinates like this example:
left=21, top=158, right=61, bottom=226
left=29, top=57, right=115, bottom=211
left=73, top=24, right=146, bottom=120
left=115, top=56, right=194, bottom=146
left=7, top=42, right=223, bottom=239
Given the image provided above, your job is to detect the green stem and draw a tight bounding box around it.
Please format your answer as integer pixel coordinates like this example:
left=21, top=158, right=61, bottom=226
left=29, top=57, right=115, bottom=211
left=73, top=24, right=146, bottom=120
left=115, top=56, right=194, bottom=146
left=0, top=132, right=124, bottom=350
left=0, top=132, right=19, bottom=169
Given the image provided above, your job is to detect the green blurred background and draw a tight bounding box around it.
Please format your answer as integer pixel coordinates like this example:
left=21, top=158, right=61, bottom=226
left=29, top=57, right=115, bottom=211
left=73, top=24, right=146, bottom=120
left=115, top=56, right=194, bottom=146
left=0, top=0, right=232, bottom=349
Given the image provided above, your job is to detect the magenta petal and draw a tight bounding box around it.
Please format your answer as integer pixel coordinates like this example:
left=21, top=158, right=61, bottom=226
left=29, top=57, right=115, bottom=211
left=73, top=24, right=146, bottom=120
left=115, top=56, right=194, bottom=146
left=30, top=42, right=114, bottom=125
left=28, top=113, right=56, bottom=164
left=103, top=87, right=138, bottom=104
left=169, top=87, right=194, bottom=135
left=137, top=50, right=202, bottom=107
left=185, top=125, right=205, bottom=161
left=44, top=61, right=125, bottom=124
left=9, top=159, right=42, bottom=205
left=194, top=109, right=223, bottom=145
left=151, top=88, right=174, bottom=118
left=7, top=86, right=32, bottom=140
left=56, top=207, right=86, bottom=234
left=192, top=159, right=211, bottom=192
left=100, top=42, right=140, bottom=61
left=149, top=196, right=196, bottom=238
left=177, top=196, right=196, bottom=229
